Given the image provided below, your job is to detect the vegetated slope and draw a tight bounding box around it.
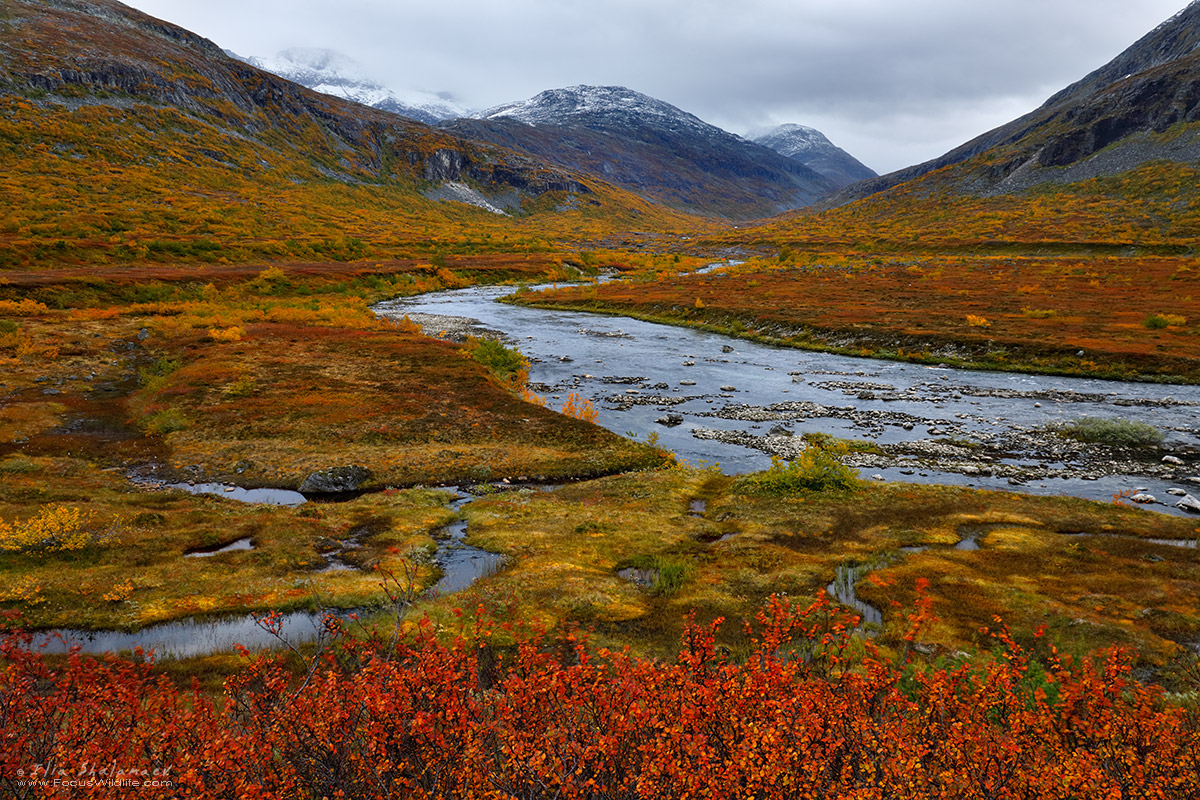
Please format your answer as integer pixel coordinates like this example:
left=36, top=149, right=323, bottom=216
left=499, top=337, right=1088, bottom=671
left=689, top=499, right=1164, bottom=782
left=442, top=85, right=839, bottom=220
left=0, top=0, right=694, bottom=271
left=828, top=1, right=1200, bottom=206
left=233, top=47, right=469, bottom=125
left=749, top=123, right=877, bottom=189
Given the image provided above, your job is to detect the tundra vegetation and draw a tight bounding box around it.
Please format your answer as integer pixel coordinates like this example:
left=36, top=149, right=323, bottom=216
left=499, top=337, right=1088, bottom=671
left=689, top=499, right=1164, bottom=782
left=4, top=190, right=1200, bottom=800
left=3, top=0, right=1200, bottom=791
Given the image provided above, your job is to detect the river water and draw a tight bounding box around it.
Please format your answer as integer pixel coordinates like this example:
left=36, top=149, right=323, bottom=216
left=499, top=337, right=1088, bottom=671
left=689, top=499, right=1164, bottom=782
left=376, top=282, right=1200, bottom=515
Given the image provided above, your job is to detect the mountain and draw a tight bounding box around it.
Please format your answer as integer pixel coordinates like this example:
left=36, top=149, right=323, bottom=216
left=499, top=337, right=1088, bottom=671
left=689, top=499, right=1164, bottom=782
left=233, top=47, right=469, bottom=125
left=0, top=0, right=699, bottom=269
left=830, top=1, right=1200, bottom=205
left=749, top=124, right=876, bottom=189
left=442, top=85, right=840, bottom=220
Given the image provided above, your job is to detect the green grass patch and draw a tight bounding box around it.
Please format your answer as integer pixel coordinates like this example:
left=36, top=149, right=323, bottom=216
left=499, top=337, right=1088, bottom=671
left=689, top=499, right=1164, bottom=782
left=734, top=451, right=860, bottom=494
left=1054, top=416, right=1164, bottom=448
left=461, top=337, right=529, bottom=387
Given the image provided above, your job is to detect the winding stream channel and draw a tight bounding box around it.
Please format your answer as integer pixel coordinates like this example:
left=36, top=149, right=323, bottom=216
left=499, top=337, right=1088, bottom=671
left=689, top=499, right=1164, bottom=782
left=28, top=488, right=501, bottom=659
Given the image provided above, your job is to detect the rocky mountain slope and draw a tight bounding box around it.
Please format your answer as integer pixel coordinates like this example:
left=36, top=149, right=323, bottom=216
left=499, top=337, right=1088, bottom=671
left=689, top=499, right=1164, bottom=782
left=830, top=1, right=1200, bottom=205
left=0, top=0, right=702, bottom=268
left=442, top=85, right=840, bottom=220
left=232, top=47, right=468, bottom=125
left=748, top=124, right=876, bottom=189
left=0, top=0, right=592, bottom=201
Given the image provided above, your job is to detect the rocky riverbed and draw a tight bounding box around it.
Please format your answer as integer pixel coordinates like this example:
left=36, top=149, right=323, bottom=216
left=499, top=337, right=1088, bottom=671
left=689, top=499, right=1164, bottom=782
left=379, top=284, right=1200, bottom=514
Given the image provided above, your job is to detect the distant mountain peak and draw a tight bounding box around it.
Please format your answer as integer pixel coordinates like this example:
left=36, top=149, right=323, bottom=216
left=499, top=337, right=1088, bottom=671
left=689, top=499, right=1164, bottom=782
left=750, top=124, right=876, bottom=187
left=232, top=47, right=469, bottom=124
left=746, top=123, right=826, bottom=153
left=477, top=85, right=713, bottom=135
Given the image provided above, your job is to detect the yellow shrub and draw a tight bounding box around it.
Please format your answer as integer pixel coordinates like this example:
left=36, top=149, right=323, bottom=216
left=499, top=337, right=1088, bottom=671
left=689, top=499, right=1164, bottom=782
left=521, top=386, right=547, bottom=407
left=0, top=298, right=48, bottom=315
left=208, top=325, right=246, bottom=342
left=0, top=576, right=44, bottom=606
left=102, top=579, right=135, bottom=603
left=0, top=504, right=115, bottom=552
left=391, top=315, right=423, bottom=335
left=966, top=314, right=991, bottom=328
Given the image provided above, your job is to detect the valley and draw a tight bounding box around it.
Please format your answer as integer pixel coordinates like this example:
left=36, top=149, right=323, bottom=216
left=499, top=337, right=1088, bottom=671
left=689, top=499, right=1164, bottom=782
left=2, top=0, right=1200, bottom=795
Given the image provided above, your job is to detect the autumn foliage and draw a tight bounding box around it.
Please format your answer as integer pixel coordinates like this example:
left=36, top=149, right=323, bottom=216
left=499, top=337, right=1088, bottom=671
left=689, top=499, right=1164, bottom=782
left=2, top=590, right=1198, bottom=798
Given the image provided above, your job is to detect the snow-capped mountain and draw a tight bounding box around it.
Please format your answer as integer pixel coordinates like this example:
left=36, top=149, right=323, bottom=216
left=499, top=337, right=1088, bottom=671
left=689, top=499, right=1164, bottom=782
left=231, top=47, right=468, bottom=124
left=445, top=85, right=839, bottom=219
left=478, top=85, right=716, bottom=138
left=748, top=124, right=876, bottom=188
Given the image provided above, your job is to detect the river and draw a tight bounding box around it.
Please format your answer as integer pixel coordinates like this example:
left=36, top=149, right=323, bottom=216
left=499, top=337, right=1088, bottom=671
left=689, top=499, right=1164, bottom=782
left=376, top=280, right=1200, bottom=515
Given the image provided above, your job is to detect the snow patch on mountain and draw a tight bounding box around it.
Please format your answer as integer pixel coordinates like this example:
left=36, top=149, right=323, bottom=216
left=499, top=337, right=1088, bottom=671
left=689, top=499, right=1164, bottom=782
left=422, top=182, right=509, bottom=215
left=232, top=47, right=469, bottom=124
left=747, top=123, right=830, bottom=158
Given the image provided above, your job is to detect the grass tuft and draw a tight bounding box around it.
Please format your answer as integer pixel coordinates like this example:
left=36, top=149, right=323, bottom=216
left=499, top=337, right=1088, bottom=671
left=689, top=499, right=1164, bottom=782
left=734, top=450, right=860, bottom=495
left=1054, top=417, right=1164, bottom=448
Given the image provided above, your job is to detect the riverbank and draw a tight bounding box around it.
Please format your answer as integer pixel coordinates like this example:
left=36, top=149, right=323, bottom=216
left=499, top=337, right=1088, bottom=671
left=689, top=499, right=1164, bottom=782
left=508, top=252, right=1200, bottom=384
left=2, top=257, right=1198, bottom=683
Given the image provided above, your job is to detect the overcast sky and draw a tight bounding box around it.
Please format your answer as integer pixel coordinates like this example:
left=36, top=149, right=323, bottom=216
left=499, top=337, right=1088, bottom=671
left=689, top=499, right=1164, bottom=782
left=126, top=0, right=1190, bottom=174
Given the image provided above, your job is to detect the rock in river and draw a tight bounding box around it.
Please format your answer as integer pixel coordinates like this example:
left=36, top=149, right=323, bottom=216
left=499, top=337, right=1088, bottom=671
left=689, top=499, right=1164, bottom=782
left=299, top=465, right=372, bottom=493
left=1177, top=494, right=1200, bottom=514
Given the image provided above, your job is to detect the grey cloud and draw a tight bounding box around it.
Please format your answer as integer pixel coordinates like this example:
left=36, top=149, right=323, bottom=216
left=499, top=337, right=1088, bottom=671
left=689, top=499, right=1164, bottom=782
left=132, top=0, right=1188, bottom=173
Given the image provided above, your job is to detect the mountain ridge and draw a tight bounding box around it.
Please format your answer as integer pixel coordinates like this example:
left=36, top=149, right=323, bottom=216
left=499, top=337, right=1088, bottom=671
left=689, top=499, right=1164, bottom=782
left=445, top=84, right=840, bottom=220
left=232, top=47, right=469, bottom=125
left=826, top=0, right=1200, bottom=205
left=0, top=0, right=705, bottom=270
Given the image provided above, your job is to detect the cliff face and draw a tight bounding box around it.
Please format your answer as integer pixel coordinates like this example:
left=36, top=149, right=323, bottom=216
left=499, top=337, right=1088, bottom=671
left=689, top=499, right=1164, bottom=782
left=828, top=2, right=1200, bottom=204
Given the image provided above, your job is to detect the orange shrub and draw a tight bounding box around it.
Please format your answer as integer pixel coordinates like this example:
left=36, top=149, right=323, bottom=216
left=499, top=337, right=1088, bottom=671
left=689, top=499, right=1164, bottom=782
left=207, top=326, right=246, bottom=342
left=0, top=299, right=48, bottom=315
left=561, top=392, right=598, bottom=423
left=1, top=590, right=1197, bottom=798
